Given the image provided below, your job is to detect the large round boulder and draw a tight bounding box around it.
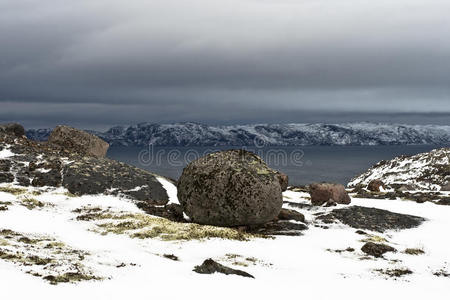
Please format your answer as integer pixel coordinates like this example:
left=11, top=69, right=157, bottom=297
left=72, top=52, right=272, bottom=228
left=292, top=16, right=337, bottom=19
left=177, top=149, right=283, bottom=226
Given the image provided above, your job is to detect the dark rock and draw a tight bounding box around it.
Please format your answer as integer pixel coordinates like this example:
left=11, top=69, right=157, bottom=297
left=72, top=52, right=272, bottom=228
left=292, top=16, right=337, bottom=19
left=392, top=183, right=420, bottom=192
left=63, top=157, right=168, bottom=205
left=441, top=182, right=450, bottom=191
left=355, top=230, right=367, bottom=235
left=177, top=149, right=283, bottom=226
left=0, top=123, right=25, bottom=137
left=16, top=176, right=30, bottom=186
left=277, top=208, right=305, bottom=223
left=250, top=221, right=308, bottom=236
left=48, top=125, right=109, bottom=158
left=309, top=183, right=351, bottom=206
left=137, top=202, right=185, bottom=222
left=325, top=200, right=337, bottom=207
left=437, top=198, right=450, bottom=206
left=361, top=242, right=396, bottom=257
left=163, top=254, right=179, bottom=261
left=0, top=160, right=11, bottom=172
left=0, top=172, right=14, bottom=183
left=317, top=206, right=425, bottom=232
left=32, top=169, right=62, bottom=187
left=165, top=203, right=184, bottom=221
left=276, top=171, right=289, bottom=191
left=193, top=259, right=254, bottom=278
left=367, top=179, right=385, bottom=192
left=0, top=128, right=169, bottom=209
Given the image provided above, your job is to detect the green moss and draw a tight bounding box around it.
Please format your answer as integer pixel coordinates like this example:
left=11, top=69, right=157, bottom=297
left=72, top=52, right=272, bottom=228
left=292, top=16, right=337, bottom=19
left=232, top=261, right=249, bottom=267
left=375, top=268, right=413, bottom=277
left=18, top=236, right=42, bottom=244
left=225, top=253, right=242, bottom=259
left=0, top=228, right=98, bottom=285
left=0, top=229, right=17, bottom=237
left=44, top=242, right=66, bottom=249
left=84, top=211, right=259, bottom=241
left=0, top=249, right=52, bottom=265
left=361, top=235, right=388, bottom=243
left=0, top=187, right=27, bottom=195
left=256, top=169, right=270, bottom=175
left=20, top=196, right=45, bottom=210
left=43, top=272, right=100, bottom=285
left=63, top=192, right=77, bottom=197
left=404, top=248, right=425, bottom=255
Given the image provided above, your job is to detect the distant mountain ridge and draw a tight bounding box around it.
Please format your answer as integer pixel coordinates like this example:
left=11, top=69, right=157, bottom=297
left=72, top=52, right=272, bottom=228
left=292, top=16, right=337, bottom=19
left=26, top=122, right=450, bottom=147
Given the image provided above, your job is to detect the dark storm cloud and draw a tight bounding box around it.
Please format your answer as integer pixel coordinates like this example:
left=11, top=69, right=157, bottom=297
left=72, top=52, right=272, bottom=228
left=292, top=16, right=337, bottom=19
left=1, top=0, right=449, bottom=128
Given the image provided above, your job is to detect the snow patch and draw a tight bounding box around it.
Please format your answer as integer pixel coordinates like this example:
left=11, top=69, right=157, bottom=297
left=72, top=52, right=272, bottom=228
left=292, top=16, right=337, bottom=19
left=157, top=177, right=179, bottom=205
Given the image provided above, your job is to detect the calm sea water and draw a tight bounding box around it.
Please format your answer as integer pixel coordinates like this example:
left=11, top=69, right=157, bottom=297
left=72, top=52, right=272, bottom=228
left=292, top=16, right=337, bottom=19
left=107, top=145, right=442, bottom=186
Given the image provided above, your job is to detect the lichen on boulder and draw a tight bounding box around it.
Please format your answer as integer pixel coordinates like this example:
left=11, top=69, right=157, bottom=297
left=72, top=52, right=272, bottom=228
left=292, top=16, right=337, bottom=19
left=177, top=149, right=283, bottom=227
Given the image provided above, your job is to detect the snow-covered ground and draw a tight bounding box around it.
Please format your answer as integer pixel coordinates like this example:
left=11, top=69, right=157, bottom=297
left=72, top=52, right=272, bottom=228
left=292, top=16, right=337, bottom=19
left=1, top=184, right=449, bottom=300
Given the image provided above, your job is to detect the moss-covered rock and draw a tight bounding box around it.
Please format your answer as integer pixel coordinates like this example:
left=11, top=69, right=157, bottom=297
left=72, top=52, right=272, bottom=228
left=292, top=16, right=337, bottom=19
left=177, top=150, right=283, bottom=226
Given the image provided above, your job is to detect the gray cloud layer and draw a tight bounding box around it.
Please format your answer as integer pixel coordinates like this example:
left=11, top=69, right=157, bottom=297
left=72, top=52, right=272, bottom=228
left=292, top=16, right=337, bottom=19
left=1, top=0, right=449, bottom=129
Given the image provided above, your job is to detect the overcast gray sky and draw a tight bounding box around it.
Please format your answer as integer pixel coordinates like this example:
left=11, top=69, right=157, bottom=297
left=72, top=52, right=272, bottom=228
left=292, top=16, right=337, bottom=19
left=1, top=0, right=449, bottom=129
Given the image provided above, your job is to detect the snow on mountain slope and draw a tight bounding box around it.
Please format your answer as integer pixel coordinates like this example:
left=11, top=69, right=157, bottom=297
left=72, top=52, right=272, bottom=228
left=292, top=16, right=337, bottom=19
left=349, top=147, right=450, bottom=191
left=26, top=122, right=450, bottom=147
left=1, top=183, right=450, bottom=300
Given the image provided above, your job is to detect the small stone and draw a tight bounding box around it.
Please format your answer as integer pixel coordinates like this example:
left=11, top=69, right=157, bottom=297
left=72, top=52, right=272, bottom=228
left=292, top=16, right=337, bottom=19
left=277, top=208, right=305, bottom=223
left=193, top=259, right=254, bottom=278
left=367, top=179, right=385, bottom=192
left=163, top=254, right=179, bottom=261
left=361, top=242, right=396, bottom=257
left=309, top=183, right=351, bottom=206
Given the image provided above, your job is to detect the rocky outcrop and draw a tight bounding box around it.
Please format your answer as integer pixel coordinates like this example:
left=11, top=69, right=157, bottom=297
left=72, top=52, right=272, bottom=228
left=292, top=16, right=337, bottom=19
left=0, top=126, right=169, bottom=208
left=361, top=242, right=396, bottom=257
left=177, top=149, right=283, bottom=227
left=62, top=157, right=168, bottom=204
left=317, top=206, right=425, bottom=232
left=0, top=123, right=25, bottom=137
left=193, top=259, right=254, bottom=278
left=48, top=125, right=109, bottom=158
left=309, top=183, right=351, bottom=206
left=349, top=147, right=450, bottom=191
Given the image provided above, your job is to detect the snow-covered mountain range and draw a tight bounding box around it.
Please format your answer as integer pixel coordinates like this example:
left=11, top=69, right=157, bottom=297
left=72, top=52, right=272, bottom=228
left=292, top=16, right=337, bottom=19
left=26, top=122, right=450, bottom=147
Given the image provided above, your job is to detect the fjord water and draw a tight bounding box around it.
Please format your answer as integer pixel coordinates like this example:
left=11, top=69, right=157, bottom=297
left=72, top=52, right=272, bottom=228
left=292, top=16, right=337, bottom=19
left=107, top=145, right=441, bottom=186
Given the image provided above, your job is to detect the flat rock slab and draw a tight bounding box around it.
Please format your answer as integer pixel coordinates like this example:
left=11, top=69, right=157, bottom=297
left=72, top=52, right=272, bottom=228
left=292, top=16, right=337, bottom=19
left=317, top=206, right=425, bottom=232
left=63, top=157, right=168, bottom=205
